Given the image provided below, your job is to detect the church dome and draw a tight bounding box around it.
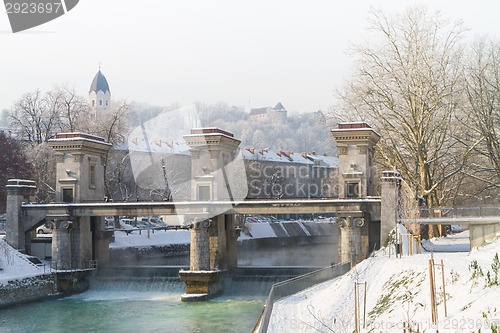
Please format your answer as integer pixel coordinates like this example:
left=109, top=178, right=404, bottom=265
left=89, top=70, right=110, bottom=94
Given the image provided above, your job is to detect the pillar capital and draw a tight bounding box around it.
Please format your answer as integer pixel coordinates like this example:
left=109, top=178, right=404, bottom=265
left=338, top=216, right=365, bottom=228
left=190, top=219, right=213, bottom=230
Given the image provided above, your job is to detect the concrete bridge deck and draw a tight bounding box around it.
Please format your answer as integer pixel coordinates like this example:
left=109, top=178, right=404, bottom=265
left=21, top=198, right=382, bottom=219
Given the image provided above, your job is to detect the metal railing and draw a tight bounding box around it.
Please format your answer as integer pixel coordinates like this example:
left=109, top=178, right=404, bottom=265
left=256, top=262, right=351, bottom=333
left=416, top=207, right=500, bottom=219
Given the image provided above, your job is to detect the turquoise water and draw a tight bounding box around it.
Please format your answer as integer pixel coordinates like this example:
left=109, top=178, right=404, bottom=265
left=0, top=284, right=265, bottom=333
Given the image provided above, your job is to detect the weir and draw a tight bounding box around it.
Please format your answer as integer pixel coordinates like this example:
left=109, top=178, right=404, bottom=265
left=6, top=123, right=405, bottom=300
left=93, top=265, right=323, bottom=298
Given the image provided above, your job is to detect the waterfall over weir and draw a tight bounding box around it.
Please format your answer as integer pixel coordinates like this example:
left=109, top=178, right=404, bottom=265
left=226, top=266, right=323, bottom=296
left=93, top=265, right=322, bottom=297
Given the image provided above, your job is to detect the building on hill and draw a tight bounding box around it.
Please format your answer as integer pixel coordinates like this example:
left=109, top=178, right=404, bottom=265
left=107, top=135, right=339, bottom=202
left=89, top=69, right=111, bottom=116
left=249, top=102, right=287, bottom=122
left=241, top=148, right=338, bottom=199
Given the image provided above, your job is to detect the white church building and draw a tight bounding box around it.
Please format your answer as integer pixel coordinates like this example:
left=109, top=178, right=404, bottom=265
left=89, top=69, right=111, bottom=115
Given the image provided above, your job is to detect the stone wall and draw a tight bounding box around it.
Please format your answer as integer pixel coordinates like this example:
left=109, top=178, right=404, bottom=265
left=470, top=223, right=500, bottom=248
left=109, top=243, right=190, bottom=266
left=0, top=274, right=58, bottom=308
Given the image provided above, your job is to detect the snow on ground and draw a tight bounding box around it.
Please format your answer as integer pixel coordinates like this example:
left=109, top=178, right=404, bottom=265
left=268, top=229, right=500, bottom=333
left=0, top=236, right=50, bottom=285
left=422, top=230, right=471, bottom=252
left=110, top=229, right=190, bottom=249
left=244, top=222, right=277, bottom=238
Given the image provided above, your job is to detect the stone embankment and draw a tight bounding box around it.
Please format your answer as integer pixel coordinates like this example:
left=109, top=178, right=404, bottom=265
left=0, top=274, right=58, bottom=308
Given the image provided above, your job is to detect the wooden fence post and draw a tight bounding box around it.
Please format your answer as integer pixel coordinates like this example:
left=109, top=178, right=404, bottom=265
left=441, top=259, right=447, bottom=317
left=429, top=259, right=437, bottom=323
left=354, top=282, right=359, bottom=333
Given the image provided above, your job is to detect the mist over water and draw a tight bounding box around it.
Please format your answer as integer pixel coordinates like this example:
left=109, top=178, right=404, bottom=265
left=238, top=236, right=338, bottom=267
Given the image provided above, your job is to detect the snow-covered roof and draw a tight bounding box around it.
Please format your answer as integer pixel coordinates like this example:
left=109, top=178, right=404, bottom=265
left=242, top=148, right=337, bottom=167
left=306, top=153, right=339, bottom=167
left=116, top=138, right=190, bottom=155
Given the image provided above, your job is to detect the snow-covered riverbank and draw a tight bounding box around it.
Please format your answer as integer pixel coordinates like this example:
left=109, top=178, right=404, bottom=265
left=267, top=230, right=500, bottom=333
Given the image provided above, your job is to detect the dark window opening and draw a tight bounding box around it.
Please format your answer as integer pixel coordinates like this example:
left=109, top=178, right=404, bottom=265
left=345, top=182, right=359, bottom=198
left=62, top=188, right=74, bottom=203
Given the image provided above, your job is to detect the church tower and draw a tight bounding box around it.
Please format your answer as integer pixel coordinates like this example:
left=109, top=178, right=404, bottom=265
left=89, top=68, right=111, bottom=115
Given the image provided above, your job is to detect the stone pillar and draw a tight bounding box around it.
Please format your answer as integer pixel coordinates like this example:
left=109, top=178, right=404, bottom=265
left=179, top=128, right=244, bottom=301
left=225, top=214, right=240, bottom=269
left=179, top=218, right=225, bottom=302
left=50, top=217, right=93, bottom=270
left=48, top=133, right=112, bottom=268
left=190, top=220, right=211, bottom=271
left=331, top=123, right=381, bottom=265
left=338, top=215, right=368, bottom=265
left=74, top=217, right=92, bottom=268
left=210, top=214, right=229, bottom=270
left=6, top=179, right=36, bottom=252
left=381, top=171, right=402, bottom=247
left=93, top=216, right=113, bottom=267
left=51, top=219, right=73, bottom=270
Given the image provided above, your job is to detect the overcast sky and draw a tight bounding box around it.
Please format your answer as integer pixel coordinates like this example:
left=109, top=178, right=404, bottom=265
left=1, top=0, right=500, bottom=114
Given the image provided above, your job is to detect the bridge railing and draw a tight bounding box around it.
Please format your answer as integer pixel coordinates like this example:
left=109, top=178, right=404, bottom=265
left=416, top=207, right=500, bottom=219
left=256, top=262, right=351, bottom=333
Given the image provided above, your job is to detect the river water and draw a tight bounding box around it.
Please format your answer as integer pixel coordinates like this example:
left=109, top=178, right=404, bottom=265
left=0, top=238, right=338, bottom=332
left=0, top=281, right=264, bottom=333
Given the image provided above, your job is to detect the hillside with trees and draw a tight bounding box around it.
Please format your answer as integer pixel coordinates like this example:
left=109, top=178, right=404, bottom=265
left=126, top=101, right=338, bottom=155
left=195, top=102, right=337, bottom=155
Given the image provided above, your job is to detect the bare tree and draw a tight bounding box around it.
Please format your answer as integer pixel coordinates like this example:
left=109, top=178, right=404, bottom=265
left=9, top=87, right=90, bottom=144
left=51, top=86, right=89, bottom=132
left=334, top=8, right=471, bottom=226
left=464, top=38, right=500, bottom=192
left=9, top=90, right=59, bottom=145
left=24, top=142, right=56, bottom=203
left=75, top=99, right=130, bottom=144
